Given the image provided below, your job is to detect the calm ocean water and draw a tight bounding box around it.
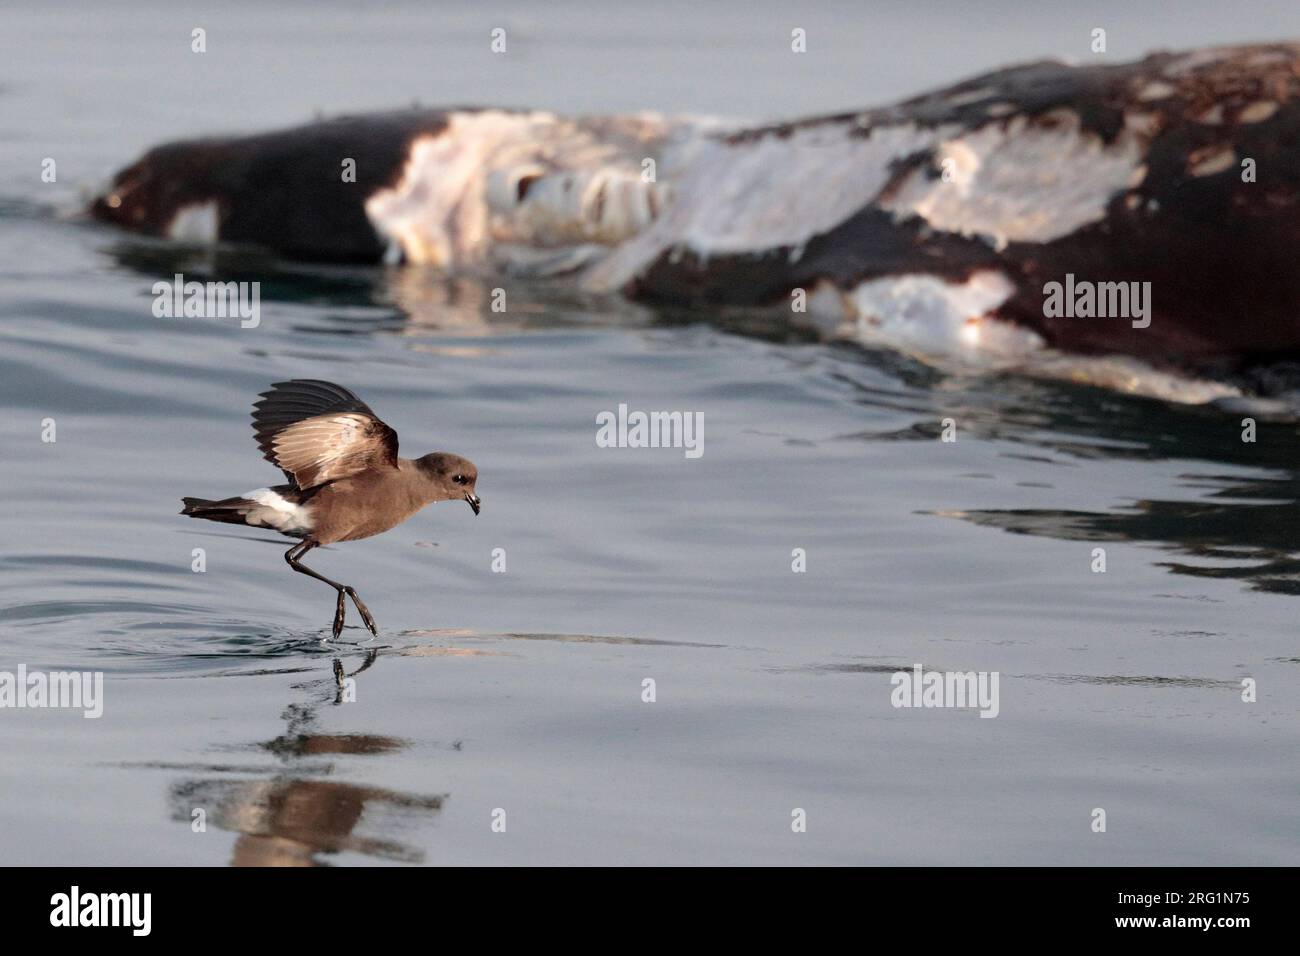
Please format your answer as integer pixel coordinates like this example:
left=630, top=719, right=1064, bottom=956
left=1, top=1, right=1297, bottom=865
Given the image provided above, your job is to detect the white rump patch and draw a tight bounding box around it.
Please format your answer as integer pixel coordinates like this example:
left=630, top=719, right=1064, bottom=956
left=244, top=488, right=311, bottom=534
left=167, top=200, right=219, bottom=243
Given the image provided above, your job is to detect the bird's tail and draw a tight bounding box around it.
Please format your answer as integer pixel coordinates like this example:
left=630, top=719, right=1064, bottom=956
left=181, top=485, right=312, bottom=536
left=180, top=495, right=260, bottom=526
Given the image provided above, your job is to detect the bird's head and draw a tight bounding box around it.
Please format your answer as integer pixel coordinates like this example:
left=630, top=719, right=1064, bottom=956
left=416, top=453, right=481, bottom=514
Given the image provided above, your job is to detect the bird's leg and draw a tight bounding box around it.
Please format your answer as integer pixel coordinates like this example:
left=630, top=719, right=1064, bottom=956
left=284, top=540, right=357, bottom=640
left=343, top=587, right=378, bottom=637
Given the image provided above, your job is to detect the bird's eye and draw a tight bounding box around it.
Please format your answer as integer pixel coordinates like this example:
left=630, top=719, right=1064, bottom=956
left=453, top=474, right=467, bottom=485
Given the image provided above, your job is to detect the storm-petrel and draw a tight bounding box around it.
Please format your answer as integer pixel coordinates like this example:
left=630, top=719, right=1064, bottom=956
left=181, top=380, right=480, bottom=639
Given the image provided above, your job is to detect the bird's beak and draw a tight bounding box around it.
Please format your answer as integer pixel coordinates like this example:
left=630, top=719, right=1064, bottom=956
left=464, top=492, right=481, bottom=515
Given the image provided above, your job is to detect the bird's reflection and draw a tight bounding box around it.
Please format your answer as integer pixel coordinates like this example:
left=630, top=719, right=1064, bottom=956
left=168, top=650, right=447, bottom=866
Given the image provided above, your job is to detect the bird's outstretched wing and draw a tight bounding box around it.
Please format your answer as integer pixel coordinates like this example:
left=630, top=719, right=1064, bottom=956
left=251, top=380, right=398, bottom=489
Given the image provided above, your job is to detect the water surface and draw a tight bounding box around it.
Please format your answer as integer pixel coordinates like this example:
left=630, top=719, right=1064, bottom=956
left=1, top=0, right=1297, bottom=865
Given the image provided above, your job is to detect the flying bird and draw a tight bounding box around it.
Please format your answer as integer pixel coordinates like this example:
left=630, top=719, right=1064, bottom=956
left=181, top=380, right=480, bottom=639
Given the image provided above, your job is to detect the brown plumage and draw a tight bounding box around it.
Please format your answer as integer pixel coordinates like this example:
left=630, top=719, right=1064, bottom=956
left=182, top=380, right=480, bottom=639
